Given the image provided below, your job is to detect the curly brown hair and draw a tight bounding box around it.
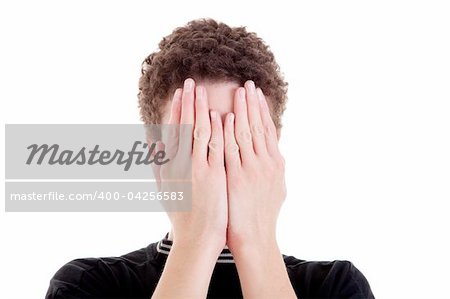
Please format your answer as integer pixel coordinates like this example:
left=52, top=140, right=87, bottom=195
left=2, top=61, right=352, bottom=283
left=138, top=18, right=288, bottom=128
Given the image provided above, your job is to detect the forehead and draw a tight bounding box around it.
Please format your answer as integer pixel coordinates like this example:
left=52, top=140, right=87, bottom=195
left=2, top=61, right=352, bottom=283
left=199, top=80, right=240, bottom=116
left=160, top=80, right=273, bottom=124
left=160, top=80, right=240, bottom=123
left=200, top=80, right=240, bottom=95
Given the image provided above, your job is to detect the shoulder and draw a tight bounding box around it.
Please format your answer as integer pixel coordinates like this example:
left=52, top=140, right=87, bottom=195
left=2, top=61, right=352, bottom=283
left=45, top=257, right=110, bottom=298
left=46, top=244, right=159, bottom=299
left=284, top=256, right=374, bottom=298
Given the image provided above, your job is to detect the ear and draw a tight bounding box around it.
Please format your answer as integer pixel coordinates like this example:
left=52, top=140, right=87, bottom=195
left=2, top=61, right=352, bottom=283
left=276, top=128, right=281, bottom=141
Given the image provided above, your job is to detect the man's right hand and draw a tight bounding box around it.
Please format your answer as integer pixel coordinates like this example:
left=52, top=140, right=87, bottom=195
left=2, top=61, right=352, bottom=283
left=165, top=78, right=227, bottom=249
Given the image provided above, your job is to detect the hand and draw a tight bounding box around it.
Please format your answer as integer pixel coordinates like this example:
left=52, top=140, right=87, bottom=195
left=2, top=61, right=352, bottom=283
left=158, top=78, right=228, bottom=250
left=224, top=80, right=286, bottom=250
left=223, top=81, right=295, bottom=299
left=152, top=78, right=228, bottom=299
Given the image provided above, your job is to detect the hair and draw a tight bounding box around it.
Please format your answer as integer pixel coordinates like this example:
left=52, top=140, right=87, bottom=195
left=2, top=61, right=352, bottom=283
left=138, top=18, right=288, bottom=128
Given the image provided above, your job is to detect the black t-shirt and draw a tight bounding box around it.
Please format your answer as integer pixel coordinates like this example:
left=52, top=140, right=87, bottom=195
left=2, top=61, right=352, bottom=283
left=46, top=235, right=375, bottom=299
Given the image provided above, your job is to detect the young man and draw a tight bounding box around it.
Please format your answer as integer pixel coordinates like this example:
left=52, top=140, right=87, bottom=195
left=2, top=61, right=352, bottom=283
left=46, top=19, right=374, bottom=298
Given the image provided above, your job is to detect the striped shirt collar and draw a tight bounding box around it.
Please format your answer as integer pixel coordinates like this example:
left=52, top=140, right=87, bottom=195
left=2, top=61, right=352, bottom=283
left=156, top=234, right=235, bottom=263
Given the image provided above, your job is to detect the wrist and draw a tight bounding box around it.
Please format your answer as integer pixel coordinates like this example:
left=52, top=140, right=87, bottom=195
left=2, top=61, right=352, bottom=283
left=172, top=233, right=225, bottom=256
left=231, top=238, right=282, bottom=272
left=227, top=228, right=277, bottom=252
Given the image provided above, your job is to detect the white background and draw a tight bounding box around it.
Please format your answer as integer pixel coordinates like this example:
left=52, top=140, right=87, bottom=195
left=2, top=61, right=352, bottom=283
left=1, top=1, right=449, bottom=298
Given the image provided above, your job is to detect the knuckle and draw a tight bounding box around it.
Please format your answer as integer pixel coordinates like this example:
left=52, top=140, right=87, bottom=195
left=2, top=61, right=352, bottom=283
left=264, top=124, right=273, bottom=138
left=236, top=130, right=252, bottom=144
left=193, top=126, right=210, bottom=142
left=225, top=142, right=240, bottom=155
left=208, top=139, right=222, bottom=152
left=208, top=141, right=218, bottom=152
left=251, top=124, right=265, bottom=137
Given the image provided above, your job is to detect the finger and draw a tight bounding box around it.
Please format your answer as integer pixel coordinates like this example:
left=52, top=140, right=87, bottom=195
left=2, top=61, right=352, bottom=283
left=168, top=88, right=182, bottom=125
left=178, top=78, right=195, bottom=159
left=207, top=110, right=224, bottom=166
left=163, top=88, right=182, bottom=160
left=146, top=137, right=157, bottom=179
left=152, top=140, right=165, bottom=191
left=224, top=112, right=240, bottom=171
left=257, top=88, right=279, bottom=156
left=180, top=78, right=195, bottom=125
left=193, top=86, right=211, bottom=162
left=233, top=87, right=254, bottom=161
left=245, top=80, right=267, bottom=156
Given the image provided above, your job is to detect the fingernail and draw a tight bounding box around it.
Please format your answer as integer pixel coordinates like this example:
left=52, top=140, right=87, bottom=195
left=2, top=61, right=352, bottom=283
left=184, top=78, right=193, bottom=92
left=229, top=113, right=235, bottom=123
left=174, top=88, right=182, bottom=101
left=239, top=88, right=245, bottom=100
left=247, top=80, right=255, bottom=94
left=210, top=110, right=217, bottom=120
left=256, top=88, right=264, bottom=101
left=196, top=86, right=203, bottom=100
